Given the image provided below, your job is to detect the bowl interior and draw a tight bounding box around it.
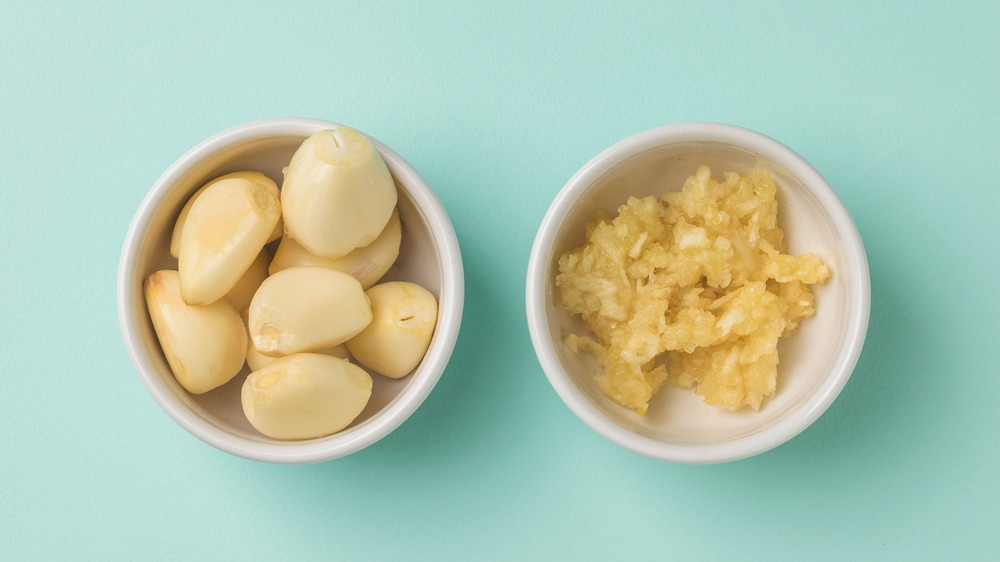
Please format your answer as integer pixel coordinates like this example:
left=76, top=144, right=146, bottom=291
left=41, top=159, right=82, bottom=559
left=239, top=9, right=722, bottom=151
left=537, top=137, right=862, bottom=451
left=122, top=122, right=453, bottom=459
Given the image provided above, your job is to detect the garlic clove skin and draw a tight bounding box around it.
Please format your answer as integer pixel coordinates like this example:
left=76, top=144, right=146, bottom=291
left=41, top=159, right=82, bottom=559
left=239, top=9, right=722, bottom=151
left=248, top=266, right=372, bottom=357
left=170, top=171, right=281, bottom=258
left=241, top=353, right=372, bottom=440
left=269, top=208, right=401, bottom=289
left=346, top=281, right=438, bottom=378
left=144, top=270, right=247, bottom=394
left=280, top=127, right=397, bottom=259
left=222, top=250, right=270, bottom=312
left=178, top=177, right=281, bottom=306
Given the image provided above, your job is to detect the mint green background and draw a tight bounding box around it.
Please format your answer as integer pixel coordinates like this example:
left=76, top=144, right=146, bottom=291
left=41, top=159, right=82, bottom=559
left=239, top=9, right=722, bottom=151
left=2, top=1, right=998, bottom=559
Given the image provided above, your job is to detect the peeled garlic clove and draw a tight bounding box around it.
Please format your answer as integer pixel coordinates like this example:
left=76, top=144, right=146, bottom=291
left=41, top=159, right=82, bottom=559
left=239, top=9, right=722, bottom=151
left=246, top=338, right=350, bottom=372
left=346, top=281, right=438, bottom=378
left=320, top=343, right=352, bottom=360
left=178, top=177, right=281, bottom=306
left=269, top=208, right=401, bottom=289
left=144, top=270, right=247, bottom=394
left=248, top=266, right=372, bottom=357
left=242, top=307, right=350, bottom=373
left=170, top=171, right=281, bottom=258
left=245, top=340, right=272, bottom=372
left=242, top=353, right=372, bottom=440
left=280, top=127, right=397, bottom=259
left=222, top=250, right=270, bottom=312
left=267, top=219, right=283, bottom=244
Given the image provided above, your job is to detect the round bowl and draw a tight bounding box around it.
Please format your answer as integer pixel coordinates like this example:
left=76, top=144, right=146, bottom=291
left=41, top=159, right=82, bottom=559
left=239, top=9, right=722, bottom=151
left=526, top=122, right=869, bottom=463
left=119, top=117, right=464, bottom=463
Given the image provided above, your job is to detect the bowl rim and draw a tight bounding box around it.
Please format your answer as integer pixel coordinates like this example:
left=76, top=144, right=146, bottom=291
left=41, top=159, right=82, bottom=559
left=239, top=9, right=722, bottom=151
left=118, top=117, right=464, bottom=463
left=525, top=122, right=870, bottom=463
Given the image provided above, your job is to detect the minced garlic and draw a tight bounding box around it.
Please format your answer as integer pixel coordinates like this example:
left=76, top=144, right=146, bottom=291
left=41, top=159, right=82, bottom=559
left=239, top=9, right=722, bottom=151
left=557, top=166, right=830, bottom=413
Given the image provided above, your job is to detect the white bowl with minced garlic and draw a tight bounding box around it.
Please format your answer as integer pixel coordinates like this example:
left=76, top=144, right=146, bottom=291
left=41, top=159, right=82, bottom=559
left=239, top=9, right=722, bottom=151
left=526, top=122, right=869, bottom=463
left=119, top=118, right=464, bottom=463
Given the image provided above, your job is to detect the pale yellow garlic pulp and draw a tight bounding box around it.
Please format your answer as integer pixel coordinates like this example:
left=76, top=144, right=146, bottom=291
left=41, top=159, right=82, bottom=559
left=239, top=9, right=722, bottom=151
left=269, top=208, right=401, bottom=289
left=346, top=281, right=438, bottom=378
left=241, top=354, right=373, bottom=440
left=144, top=270, right=247, bottom=394
left=247, top=266, right=372, bottom=357
left=178, top=177, right=281, bottom=306
left=169, top=171, right=282, bottom=258
left=280, top=127, right=397, bottom=258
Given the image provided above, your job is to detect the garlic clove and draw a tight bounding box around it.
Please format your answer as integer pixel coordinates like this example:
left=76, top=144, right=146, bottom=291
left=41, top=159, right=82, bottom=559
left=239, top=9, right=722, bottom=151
left=345, top=281, right=438, bottom=378
left=241, top=353, right=372, bottom=440
left=280, top=127, right=397, bottom=259
left=222, top=250, right=270, bottom=312
left=269, top=208, right=401, bottom=289
left=170, top=171, right=281, bottom=258
left=245, top=336, right=350, bottom=372
left=144, top=270, right=247, bottom=394
left=248, top=266, right=372, bottom=357
left=178, top=177, right=281, bottom=306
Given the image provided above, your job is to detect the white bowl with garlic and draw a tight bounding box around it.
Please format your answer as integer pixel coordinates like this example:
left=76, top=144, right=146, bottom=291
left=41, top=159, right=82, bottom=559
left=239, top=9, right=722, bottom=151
left=119, top=118, right=463, bottom=463
left=526, top=123, right=869, bottom=463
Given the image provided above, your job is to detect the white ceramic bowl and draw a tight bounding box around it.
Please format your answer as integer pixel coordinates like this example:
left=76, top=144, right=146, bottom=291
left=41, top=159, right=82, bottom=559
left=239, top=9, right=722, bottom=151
left=119, top=118, right=464, bottom=463
left=526, top=122, right=869, bottom=463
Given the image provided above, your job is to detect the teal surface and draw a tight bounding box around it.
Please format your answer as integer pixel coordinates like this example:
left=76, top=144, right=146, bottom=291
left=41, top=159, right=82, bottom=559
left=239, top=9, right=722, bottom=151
left=2, top=1, right=998, bottom=559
